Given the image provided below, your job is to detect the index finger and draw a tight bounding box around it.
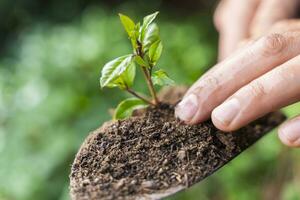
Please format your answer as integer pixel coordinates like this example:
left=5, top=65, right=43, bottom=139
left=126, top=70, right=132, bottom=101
left=175, top=32, right=300, bottom=124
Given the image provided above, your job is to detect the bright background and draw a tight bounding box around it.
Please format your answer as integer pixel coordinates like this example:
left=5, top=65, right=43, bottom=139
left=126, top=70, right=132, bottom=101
left=0, top=0, right=299, bottom=200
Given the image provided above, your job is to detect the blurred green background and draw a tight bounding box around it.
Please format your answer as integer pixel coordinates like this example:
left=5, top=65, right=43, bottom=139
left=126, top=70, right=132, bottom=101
left=0, top=0, right=299, bottom=200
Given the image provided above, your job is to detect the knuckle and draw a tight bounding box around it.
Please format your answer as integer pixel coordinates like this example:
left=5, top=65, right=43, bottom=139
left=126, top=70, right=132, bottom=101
left=192, top=75, right=221, bottom=97
left=245, top=81, right=267, bottom=98
left=272, top=21, right=289, bottom=31
left=261, top=33, right=286, bottom=56
left=202, top=75, right=221, bottom=90
left=272, top=19, right=299, bottom=31
left=277, top=65, right=294, bottom=80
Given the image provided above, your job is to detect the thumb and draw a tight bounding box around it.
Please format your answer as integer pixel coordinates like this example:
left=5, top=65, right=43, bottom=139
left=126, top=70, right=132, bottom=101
left=250, top=0, right=299, bottom=37
left=279, top=116, right=300, bottom=148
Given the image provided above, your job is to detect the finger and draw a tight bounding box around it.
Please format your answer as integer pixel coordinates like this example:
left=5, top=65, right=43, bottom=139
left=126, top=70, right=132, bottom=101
left=175, top=32, right=300, bottom=124
left=270, top=19, right=300, bottom=34
left=250, top=0, right=300, bottom=37
left=212, top=54, right=300, bottom=131
left=237, top=19, right=300, bottom=50
left=214, top=0, right=260, bottom=60
left=279, top=116, right=300, bottom=148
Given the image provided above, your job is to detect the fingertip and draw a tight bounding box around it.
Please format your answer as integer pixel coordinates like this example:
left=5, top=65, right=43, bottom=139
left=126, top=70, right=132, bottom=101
left=278, top=128, right=293, bottom=147
left=278, top=119, right=300, bottom=148
left=211, top=98, right=241, bottom=132
left=175, top=93, right=211, bottom=125
left=211, top=109, right=234, bottom=132
left=175, top=93, right=198, bottom=123
left=175, top=80, right=215, bottom=125
left=278, top=127, right=300, bottom=147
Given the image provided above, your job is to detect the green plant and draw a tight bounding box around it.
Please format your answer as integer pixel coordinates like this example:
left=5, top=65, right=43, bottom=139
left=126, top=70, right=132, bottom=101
left=100, top=12, right=174, bottom=119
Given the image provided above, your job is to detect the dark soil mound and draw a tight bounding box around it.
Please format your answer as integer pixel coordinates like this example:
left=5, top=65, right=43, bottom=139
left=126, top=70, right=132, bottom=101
left=70, top=97, right=285, bottom=200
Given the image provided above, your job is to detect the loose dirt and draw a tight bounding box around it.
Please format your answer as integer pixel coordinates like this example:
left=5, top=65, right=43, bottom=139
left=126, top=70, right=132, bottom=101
left=70, top=87, right=285, bottom=200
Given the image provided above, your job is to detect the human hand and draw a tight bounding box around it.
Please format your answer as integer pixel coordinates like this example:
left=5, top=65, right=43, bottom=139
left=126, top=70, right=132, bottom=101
left=175, top=20, right=300, bottom=147
left=214, top=0, right=299, bottom=60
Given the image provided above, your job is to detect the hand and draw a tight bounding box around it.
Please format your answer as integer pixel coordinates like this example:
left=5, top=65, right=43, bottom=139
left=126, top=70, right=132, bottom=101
left=175, top=20, right=300, bottom=148
left=214, top=0, right=299, bottom=60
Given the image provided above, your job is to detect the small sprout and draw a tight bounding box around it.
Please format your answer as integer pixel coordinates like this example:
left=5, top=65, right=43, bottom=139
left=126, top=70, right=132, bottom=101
left=100, top=12, right=174, bottom=119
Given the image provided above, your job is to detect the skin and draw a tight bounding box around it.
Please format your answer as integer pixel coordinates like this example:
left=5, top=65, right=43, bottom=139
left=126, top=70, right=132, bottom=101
left=175, top=0, right=300, bottom=147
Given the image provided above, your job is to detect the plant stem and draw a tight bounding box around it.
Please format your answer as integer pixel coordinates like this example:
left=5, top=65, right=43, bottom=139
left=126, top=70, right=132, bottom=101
left=142, top=67, right=159, bottom=105
left=136, top=41, right=159, bottom=105
left=126, top=88, right=155, bottom=105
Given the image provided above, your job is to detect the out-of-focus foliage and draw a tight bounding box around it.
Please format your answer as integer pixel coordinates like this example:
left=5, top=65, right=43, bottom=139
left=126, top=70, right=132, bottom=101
left=0, top=3, right=216, bottom=200
left=0, top=1, right=299, bottom=200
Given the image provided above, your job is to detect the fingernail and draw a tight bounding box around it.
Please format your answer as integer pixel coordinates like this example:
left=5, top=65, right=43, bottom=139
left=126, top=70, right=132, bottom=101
left=212, top=98, right=240, bottom=126
left=175, top=94, right=198, bottom=122
left=279, top=118, right=300, bottom=145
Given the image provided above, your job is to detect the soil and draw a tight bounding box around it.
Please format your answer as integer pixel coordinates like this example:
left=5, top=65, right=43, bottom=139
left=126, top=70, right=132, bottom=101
left=70, top=87, right=286, bottom=200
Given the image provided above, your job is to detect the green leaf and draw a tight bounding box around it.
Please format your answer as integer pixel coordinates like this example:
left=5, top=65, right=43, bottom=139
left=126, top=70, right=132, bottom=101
left=142, top=23, right=160, bottom=52
left=113, top=61, right=136, bottom=89
left=151, top=69, right=175, bottom=86
left=149, top=40, right=163, bottom=64
left=114, top=98, right=148, bottom=120
left=134, top=55, right=148, bottom=67
left=119, top=13, right=135, bottom=37
left=140, top=12, right=160, bottom=47
left=143, top=12, right=159, bottom=30
left=100, top=55, right=135, bottom=89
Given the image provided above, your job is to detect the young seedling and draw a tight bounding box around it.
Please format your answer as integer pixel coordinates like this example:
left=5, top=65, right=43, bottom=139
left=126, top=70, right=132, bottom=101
left=100, top=12, right=174, bottom=119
